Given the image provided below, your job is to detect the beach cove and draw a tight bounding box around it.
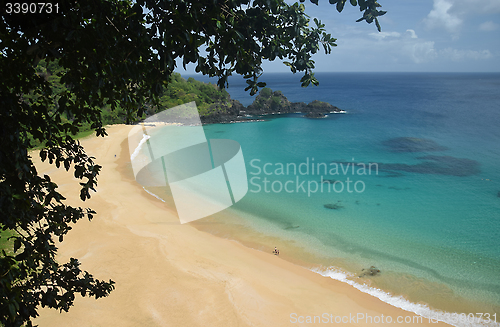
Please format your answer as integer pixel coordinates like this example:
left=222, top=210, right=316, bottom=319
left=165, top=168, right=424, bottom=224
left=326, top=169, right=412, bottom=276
left=33, top=124, right=449, bottom=327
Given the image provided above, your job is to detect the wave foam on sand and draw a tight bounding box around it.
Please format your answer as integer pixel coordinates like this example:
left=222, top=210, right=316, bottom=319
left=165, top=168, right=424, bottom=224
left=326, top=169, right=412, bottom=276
left=313, top=267, right=499, bottom=327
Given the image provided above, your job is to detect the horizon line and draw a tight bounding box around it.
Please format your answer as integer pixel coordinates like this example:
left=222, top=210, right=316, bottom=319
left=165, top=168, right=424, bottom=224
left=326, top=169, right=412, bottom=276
left=178, top=71, right=500, bottom=75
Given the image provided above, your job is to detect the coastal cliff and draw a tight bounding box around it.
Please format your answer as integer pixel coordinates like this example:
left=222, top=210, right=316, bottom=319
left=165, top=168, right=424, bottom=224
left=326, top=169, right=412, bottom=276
left=201, top=87, right=345, bottom=124
left=28, top=63, right=344, bottom=136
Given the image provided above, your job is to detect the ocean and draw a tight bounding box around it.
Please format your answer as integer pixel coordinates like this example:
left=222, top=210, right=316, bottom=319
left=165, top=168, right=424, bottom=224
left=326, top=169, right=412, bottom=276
left=179, top=72, right=500, bottom=326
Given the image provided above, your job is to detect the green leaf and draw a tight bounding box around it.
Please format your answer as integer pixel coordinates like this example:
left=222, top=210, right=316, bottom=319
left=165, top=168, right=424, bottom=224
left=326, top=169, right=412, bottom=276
left=235, top=30, right=245, bottom=41
left=337, top=0, right=346, bottom=12
left=14, top=238, right=21, bottom=252
left=8, top=303, right=16, bottom=318
left=375, top=18, right=381, bottom=32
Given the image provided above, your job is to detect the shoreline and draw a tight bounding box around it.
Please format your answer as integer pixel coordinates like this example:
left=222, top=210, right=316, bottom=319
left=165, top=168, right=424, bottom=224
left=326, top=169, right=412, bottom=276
left=189, top=203, right=500, bottom=326
left=34, top=124, right=453, bottom=326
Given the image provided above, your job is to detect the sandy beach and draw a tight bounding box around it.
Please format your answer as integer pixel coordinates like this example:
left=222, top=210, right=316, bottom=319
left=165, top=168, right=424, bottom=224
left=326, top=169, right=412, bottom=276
left=33, top=124, right=449, bottom=327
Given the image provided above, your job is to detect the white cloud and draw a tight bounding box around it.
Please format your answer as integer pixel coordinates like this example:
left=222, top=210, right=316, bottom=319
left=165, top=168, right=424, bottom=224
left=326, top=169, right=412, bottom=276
left=424, top=0, right=500, bottom=35
left=406, top=29, right=418, bottom=39
left=369, top=31, right=401, bottom=40
left=479, top=21, right=499, bottom=31
left=403, top=41, right=438, bottom=64
left=424, top=0, right=463, bottom=33
left=403, top=42, right=492, bottom=64
left=439, top=48, right=493, bottom=61
left=403, top=43, right=492, bottom=64
left=335, top=28, right=493, bottom=66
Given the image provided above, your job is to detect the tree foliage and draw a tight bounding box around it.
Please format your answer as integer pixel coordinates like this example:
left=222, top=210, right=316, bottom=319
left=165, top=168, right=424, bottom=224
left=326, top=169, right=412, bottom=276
left=0, top=0, right=384, bottom=325
left=159, top=73, right=233, bottom=116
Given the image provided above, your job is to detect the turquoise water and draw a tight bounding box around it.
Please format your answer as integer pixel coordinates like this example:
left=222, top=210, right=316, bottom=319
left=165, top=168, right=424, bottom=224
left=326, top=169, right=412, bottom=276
left=195, top=73, right=500, bottom=323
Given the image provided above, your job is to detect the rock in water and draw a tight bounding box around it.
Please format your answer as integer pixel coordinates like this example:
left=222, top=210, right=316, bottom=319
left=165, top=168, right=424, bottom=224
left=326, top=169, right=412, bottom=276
left=304, top=112, right=326, bottom=118
left=324, top=203, right=344, bottom=210
left=359, top=266, right=381, bottom=277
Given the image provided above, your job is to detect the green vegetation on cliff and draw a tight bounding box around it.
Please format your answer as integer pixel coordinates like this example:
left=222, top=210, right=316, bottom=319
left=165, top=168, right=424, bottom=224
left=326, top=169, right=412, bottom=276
left=29, top=60, right=235, bottom=145
left=32, top=60, right=341, bottom=138
left=28, top=61, right=342, bottom=145
left=249, top=87, right=291, bottom=111
left=159, top=74, right=234, bottom=116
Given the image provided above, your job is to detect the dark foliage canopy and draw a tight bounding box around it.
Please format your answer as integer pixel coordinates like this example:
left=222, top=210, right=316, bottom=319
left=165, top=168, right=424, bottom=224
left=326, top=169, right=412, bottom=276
left=0, top=0, right=384, bottom=325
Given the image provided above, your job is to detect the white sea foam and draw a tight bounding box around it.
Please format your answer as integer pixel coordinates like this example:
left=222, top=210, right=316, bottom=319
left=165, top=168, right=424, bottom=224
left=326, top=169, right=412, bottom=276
left=130, top=134, right=151, bottom=161
left=311, top=266, right=499, bottom=327
left=142, top=187, right=165, bottom=203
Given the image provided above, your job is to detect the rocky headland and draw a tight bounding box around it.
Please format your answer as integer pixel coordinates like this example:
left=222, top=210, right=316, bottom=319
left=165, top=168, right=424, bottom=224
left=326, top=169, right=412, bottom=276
left=201, top=87, right=345, bottom=124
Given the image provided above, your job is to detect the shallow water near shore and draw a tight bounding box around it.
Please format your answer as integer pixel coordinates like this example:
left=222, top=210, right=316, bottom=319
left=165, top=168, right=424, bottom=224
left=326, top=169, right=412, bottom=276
left=164, top=73, right=500, bottom=325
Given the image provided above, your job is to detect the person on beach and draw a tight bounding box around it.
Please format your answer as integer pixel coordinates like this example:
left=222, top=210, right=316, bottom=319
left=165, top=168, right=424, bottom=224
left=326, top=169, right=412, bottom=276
left=273, top=247, right=279, bottom=255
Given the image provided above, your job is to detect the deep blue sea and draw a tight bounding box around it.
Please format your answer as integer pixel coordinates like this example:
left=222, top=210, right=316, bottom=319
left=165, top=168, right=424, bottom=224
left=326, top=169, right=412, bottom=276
left=184, top=73, right=500, bottom=325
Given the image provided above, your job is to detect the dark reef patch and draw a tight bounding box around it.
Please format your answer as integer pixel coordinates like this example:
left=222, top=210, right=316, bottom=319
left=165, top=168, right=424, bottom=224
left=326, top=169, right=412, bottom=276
left=388, top=186, right=411, bottom=191
left=324, top=203, right=344, bottom=210
left=380, top=156, right=480, bottom=177
left=379, top=171, right=405, bottom=178
left=382, top=137, right=448, bottom=153
left=332, top=156, right=480, bottom=177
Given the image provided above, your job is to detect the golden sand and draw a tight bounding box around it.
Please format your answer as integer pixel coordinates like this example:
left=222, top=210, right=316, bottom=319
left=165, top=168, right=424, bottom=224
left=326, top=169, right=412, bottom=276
left=34, top=125, right=449, bottom=326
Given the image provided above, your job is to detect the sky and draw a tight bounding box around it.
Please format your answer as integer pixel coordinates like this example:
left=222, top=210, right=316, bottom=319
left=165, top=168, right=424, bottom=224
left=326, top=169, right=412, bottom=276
left=176, top=0, right=500, bottom=73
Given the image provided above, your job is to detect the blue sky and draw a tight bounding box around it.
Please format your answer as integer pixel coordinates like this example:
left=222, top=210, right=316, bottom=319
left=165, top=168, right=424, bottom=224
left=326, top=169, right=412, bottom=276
left=177, top=0, right=500, bottom=73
